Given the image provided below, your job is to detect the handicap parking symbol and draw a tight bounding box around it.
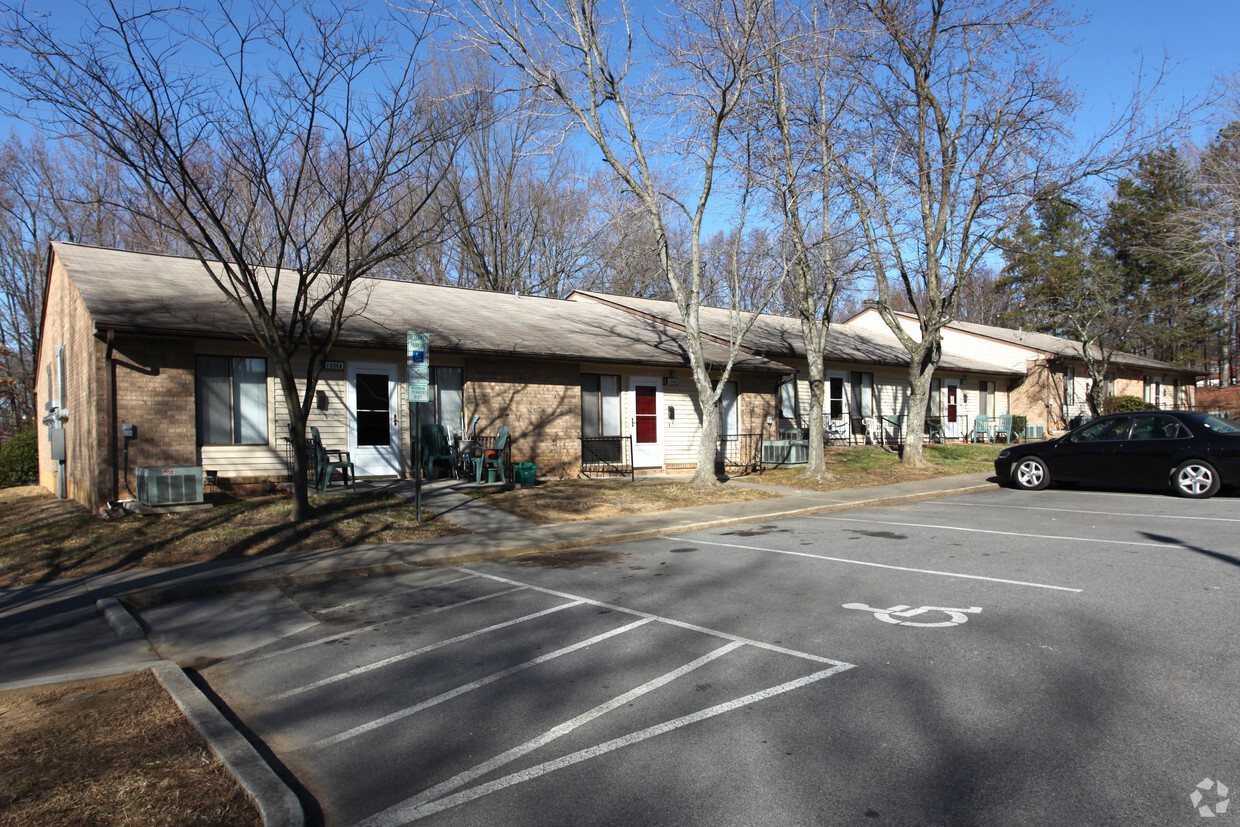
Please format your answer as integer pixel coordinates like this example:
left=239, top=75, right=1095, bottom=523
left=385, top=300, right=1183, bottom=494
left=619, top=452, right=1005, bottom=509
left=843, top=603, right=982, bottom=628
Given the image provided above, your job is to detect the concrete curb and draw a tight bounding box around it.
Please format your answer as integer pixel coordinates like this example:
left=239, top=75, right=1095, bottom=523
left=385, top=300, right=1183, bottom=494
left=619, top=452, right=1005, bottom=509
left=110, top=479, right=999, bottom=611
left=95, top=596, right=145, bottom=639
left=152, top=662, right=304, bottom=827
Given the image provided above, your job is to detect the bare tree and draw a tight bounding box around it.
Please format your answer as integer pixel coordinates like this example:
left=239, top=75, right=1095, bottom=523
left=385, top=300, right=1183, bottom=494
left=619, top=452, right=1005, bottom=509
left=738, top=0, right=861, bottom=479
left=0, top=132, right=183, bottom=435
left=832, top=0, right=1182, bottom=465
left=446, top=0, right=776, bottom=485
left=2, top=0, right=472, bottom=518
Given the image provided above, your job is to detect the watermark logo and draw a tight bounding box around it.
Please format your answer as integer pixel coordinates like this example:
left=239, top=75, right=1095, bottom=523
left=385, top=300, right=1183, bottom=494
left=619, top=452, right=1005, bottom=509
left=1191, top=778, right=1230, bottom=818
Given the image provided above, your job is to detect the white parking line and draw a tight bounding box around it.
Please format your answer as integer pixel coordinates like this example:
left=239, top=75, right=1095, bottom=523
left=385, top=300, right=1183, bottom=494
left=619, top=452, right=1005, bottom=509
left=669, top=536, right=1083, bottom=593
left=272, top=601, right=584, bottom=700
left=314, top=574, right=478, bottom=616
left=924, top=500, right=1240, bottom=523
left=360, top=658, right=852, bottom=825
left=312, top=617, right=655, bottom=750
left=809, top=515, right=1193, bottom=551
left=228, top=586, right=528, bottom=668
left=462, top=569, right=850, bottom=664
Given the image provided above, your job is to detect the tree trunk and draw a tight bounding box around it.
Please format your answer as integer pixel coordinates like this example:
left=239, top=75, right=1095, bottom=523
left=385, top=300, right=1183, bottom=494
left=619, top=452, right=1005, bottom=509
left=901, top=338, right=939, bottom=469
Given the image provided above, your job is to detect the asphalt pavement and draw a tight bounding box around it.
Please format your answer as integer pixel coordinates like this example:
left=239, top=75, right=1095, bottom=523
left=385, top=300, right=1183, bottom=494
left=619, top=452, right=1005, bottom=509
left=0, top=471, right=996, bottom=826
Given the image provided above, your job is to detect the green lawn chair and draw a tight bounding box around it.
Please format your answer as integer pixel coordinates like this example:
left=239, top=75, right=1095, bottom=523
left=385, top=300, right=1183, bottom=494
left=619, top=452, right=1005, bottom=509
left=420, top=423, right=456, bottom=479
left=310, top=427, right=355, bottom=492
left=474, top=425, right=509, bottom=483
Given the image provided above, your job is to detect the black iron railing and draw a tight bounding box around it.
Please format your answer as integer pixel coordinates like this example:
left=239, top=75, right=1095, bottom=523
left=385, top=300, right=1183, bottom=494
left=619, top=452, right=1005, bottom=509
left=581, top=435, right=634, bottom=480
left=717, top=433, right=762, bottom=474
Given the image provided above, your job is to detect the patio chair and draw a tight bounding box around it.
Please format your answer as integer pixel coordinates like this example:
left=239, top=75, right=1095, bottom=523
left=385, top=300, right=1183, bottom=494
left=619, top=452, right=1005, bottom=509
left=881, top=415, right=903, bottom=446
left=475, top=425, right=509, bottom=484
left=420, top=423, right=456, bottom=480
left=862, top=417, right=880, bottom=446
left=994, top=414, right=1015, bottom=444
left=310, top=427, right=355, bottom=492
left=971, top=414, right=992, bottom=443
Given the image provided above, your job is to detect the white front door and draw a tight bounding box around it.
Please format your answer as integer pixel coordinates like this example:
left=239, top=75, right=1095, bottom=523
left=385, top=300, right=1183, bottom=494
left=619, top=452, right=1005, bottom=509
left=348, top=362, right=401, bottom=477
left=943, top=379, right=962, bottom=439
left=630, top=376, right=663, bottom=468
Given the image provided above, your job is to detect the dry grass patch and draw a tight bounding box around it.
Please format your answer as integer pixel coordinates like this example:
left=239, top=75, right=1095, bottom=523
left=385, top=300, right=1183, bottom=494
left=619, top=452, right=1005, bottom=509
left=750, top=443, right=1002, bottom=492
left=0, top=487, right=466, bottom=588
left=0, top=671, right=259, bottom=826
left=468, top=478, right=779, bottom=525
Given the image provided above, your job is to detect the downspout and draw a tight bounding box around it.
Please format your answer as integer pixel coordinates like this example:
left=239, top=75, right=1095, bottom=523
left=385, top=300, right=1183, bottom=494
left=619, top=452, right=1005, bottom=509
left=106, top=330, right=118, bottom=502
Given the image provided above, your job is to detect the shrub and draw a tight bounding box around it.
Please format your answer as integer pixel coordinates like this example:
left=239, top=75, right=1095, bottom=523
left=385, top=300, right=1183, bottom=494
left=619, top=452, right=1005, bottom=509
left=1011, top=415, right=1027, bottom=436
left=1104, top=395, right=1146, bottom=414
left=0, top=427, right=38, bottom=487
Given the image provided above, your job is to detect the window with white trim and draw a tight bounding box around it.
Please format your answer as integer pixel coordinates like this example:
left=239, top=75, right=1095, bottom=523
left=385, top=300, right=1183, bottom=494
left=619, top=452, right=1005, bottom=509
left=196, top=356, right=268, bottom=445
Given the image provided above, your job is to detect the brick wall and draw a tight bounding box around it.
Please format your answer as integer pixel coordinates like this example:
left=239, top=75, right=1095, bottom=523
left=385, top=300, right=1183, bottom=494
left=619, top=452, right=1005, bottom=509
left=36, top=257, right=105, bottom=506
left=112, top=335, right=197, bottom=497
left=465, top=356, right=581, bottom=476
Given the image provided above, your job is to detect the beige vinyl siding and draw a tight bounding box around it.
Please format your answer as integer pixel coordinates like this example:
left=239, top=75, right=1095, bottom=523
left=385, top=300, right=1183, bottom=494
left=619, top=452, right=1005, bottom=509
left=938, top=328, right=1036, bottom=371
left=661, top=382, right=700, bottom=467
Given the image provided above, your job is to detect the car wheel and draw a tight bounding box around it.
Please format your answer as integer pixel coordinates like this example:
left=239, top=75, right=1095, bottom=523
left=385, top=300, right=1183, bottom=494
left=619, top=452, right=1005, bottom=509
left=1012, top=456, right=1050, bottom=490
left=1173, top=460, right=1220, bottom=499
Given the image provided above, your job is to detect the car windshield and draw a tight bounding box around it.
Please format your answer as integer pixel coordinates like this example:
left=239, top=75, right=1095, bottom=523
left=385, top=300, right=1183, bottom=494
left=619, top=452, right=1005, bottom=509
left=1184, top=412, right=1240, bottom=434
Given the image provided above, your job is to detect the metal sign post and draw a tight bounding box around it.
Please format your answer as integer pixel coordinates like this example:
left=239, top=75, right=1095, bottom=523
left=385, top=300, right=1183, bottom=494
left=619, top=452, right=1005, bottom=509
left=407, top=332, right=431, bottom=523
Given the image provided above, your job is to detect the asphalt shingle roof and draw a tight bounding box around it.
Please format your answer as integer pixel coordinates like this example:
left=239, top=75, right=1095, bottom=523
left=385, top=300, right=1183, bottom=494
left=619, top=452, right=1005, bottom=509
left=51, top=242, right=794, bottom=373
left=570, top=291, right=1025, bottom=376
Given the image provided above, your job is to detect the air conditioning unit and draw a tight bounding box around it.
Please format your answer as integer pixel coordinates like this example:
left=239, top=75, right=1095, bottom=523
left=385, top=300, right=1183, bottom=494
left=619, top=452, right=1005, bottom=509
left=761, top=440, right=808, bottom=465
left=1024, top=423, right=1045, bottom=440
left=136, top=466, right=204, bottom=506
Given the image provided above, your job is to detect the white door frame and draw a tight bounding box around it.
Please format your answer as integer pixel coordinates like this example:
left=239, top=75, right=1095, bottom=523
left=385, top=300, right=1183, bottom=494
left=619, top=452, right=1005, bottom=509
left=943, top=378, right=962, bottom=439
left=347, top=362, right=401, bottom=477
left=629, top=376, right=663, bottom=468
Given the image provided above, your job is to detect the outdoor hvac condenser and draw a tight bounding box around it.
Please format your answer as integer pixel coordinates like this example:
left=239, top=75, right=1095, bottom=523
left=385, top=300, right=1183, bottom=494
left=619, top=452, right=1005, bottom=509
left=136, top=466, right=204, bottom=506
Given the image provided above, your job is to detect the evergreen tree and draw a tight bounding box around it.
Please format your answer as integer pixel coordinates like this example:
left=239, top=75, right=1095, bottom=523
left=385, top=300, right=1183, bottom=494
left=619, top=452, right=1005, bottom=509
left=1101, top=148, right=1222, bottom=364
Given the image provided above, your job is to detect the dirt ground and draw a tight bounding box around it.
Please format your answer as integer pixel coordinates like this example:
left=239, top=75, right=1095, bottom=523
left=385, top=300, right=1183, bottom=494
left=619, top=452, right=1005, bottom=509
left=466, top=477, right=779, bottom=524
left=0, top=672, right=259, bottom=826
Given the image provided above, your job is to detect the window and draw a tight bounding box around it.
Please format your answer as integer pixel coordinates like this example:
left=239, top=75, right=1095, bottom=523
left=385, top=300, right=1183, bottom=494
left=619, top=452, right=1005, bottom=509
left=196, top=356, right=267, bottom=445
left=1064, top=367, right=1076, bottom=406
left=418, top=366, right=465, bottom=439
left=850, top=371, right=874, bottom=418
left=828, top=376, right=846, bottom=419
left=928, top=377, right=942, bottom=417
left=582, top=374, right=620, bottom=437
left=1104, top=372, right=1116, bottom=399
left=779, top=375, right=798, bottom=422
left=720, top=380, right=738, bottom=436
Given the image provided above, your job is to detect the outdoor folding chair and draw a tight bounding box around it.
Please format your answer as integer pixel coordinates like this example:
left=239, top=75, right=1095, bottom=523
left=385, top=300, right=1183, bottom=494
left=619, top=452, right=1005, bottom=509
left=971, top=415, right=992, bottom=443
left=420, top=423, right=456, bottom=480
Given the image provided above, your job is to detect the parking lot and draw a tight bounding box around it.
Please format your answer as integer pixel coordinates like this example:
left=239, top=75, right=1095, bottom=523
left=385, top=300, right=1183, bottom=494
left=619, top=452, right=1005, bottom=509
left=142, top=486, right=1240, bottom=825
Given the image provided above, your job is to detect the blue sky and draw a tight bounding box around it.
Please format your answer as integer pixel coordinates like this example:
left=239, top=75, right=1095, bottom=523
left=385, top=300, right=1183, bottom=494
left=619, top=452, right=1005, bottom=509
left=2, top=0, right=1237, bottom=147
left=1052, top=0, right=1238, bottom=146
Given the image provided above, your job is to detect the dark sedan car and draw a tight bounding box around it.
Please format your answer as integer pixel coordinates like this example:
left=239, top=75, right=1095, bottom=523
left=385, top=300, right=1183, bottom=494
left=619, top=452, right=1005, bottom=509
left=994, top=410, right=1240, bottom=498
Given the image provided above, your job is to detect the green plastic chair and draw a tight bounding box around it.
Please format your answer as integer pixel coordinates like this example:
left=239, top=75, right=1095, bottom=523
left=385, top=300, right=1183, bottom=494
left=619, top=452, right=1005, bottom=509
left=474, top=425, right=509, bottom=483
left=310, top=427, right=355, bottom=492
left=420, top=423, right=456, bottom=479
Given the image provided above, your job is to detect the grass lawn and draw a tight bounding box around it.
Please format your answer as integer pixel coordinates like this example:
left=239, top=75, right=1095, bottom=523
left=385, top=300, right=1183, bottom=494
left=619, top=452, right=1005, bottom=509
left=750, top=442, right=1003, bottom=492
left=0, top=487, right=465, bottom=589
